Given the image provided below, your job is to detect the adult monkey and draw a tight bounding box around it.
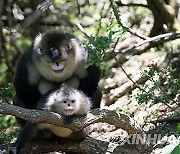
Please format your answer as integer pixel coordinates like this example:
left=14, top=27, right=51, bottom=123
left=13, top=30, right=101, bottom=126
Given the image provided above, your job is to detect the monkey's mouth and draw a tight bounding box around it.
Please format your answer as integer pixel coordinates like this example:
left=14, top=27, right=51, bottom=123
left=51, top=63, right=64, bottom=73
left=65, top=109, right=73, bottom=115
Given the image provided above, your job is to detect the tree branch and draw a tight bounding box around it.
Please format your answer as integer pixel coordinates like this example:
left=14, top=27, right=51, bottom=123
left=116, top=1, right=148, bottom=8
left=121, top=32, right=180, bottom=53
left=0, top=100, right=143, bottom=135
left=12, top=0, right=53, bottom=32
left=76, top=23, right=90, bottom=38
left=109, top=0, right=149, bottom=40
left=0, top=100, right=147, bottom=153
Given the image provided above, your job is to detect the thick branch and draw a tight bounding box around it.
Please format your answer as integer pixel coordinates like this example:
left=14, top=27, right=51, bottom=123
left=0, top=100, right=146, bottom=153
left=0, top=101, right=143, bottom=135
left=12, top=0, right=52, bottom=32
left=105, top=75, right=148, bottom=106
left=0, top=101, right=66, bottom=128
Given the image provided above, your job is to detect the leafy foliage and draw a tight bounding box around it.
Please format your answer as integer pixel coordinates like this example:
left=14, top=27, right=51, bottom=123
left=0, top=83, right=14, bottom=100
left=0, top=115, right=16, bottom=130
left=131, top=65, right=180, bottom=105
left=0, top=127, right=19, bottom=144
left=0, top=114, right=18, bottom=144
left=85, top=23, right=125, bottom=73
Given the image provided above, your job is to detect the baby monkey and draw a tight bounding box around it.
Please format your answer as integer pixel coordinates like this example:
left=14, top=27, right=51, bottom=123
left=11, top=84, right=92, bottom=154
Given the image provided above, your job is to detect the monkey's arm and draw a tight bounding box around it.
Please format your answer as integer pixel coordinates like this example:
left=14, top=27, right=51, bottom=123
left=10, top=122, right=38, bottom=154
left=78, top=65, right=101, bottom=108
left=13, top=51, right=41, bottom=109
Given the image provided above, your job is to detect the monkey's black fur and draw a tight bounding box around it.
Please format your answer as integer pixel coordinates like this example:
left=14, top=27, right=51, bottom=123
left=13, top=31, right=101, bottom=126
left=10, top=84, right=92, bottom=154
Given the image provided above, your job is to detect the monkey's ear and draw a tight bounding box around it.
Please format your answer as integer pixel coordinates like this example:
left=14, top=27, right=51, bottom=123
left=33, top=33, right=42, bottom=52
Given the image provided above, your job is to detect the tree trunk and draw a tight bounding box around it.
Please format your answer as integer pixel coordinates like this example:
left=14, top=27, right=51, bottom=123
left=147, top=0, right=180, bottom=36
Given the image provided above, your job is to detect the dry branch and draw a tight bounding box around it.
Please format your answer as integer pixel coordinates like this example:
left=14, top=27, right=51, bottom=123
left=105, top=75, right=148, bottom=106
left=121, top=32, right=180, bottom=53
left=0, top=100, right=146, bottom=153
left=0, top=101, right=143, bottom=134
left=106, top=52, right=168, bottom=106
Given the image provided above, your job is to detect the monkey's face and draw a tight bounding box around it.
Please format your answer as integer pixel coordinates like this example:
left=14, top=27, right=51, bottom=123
left=54, top=94, right=78, bottom=116
left=33, top=31, right=81, bottom=78
left=54, top=87, right=80, bottom=116
left=58, top=99, right=77, bottom=116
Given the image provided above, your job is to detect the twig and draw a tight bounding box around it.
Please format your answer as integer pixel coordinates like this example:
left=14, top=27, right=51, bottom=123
left=109, top=0, right=149, bottom=40
left=116, top=1, right=148, bottom=8
left=76, top=23, right=90, bottom=37
left=75, top=0, right=81, bottom=17
left=113, top=57, right=174, bottom=110
left=111, top=37, right=175, bottom=109
left=105, top=72, right=148, bottom=105
left=113, top=45, right=144, bottom=92
left=96, top=2, right=110, bottom=35
left=112, top=37, right=120, bottom=53
left=121, top=32, right=180, bottom=53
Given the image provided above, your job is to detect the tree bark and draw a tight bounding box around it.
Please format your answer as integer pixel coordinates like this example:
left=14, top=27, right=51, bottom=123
left=147, top=0, right=180, bottom=36
left=0, top=101, right=146, bottom=153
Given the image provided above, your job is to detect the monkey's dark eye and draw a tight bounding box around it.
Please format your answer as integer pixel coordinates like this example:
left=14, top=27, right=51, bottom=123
left=71, top=100, right=75, bottom=103
left=63, top=101, right=67, bottom=104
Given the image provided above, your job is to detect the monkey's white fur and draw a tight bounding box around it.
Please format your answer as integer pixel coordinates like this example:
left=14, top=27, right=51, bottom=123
left=28, top=32, right=88, bottom=94
left=38, top=84, right=92, bottom=137
left=32, top=35, right=87, bottom=82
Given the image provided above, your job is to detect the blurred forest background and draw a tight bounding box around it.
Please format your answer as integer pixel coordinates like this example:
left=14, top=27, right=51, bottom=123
left=0, top=0, right=180, bottom=153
